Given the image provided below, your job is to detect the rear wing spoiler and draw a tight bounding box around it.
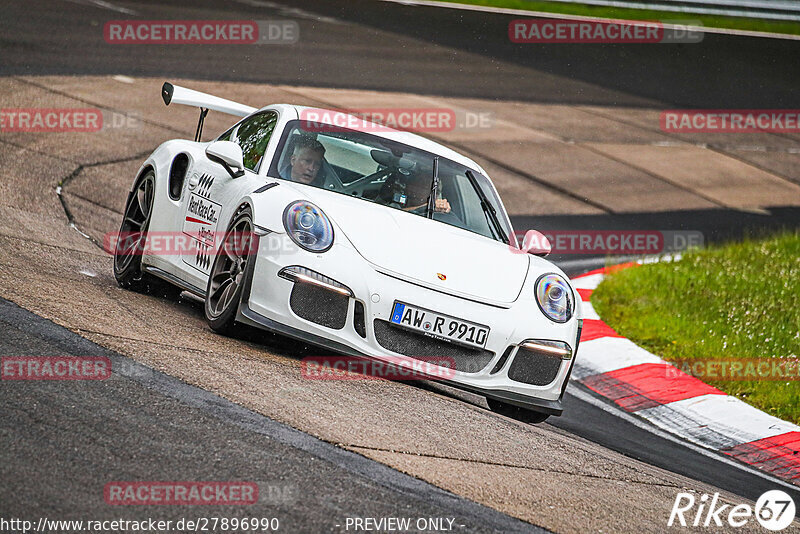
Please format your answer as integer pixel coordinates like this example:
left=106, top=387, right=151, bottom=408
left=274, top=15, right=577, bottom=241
left=161, top=82, right=257, bottom=141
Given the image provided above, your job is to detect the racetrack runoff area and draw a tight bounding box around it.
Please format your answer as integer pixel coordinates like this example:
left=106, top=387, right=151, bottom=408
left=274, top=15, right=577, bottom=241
left=1, top=75, right=799, bottom=532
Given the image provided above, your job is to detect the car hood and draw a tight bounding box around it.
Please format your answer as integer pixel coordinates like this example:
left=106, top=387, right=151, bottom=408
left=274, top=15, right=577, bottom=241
left=300, top=187, right=530, bottom=304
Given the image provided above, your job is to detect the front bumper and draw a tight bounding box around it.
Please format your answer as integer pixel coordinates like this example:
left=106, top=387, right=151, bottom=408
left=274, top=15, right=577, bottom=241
left=237, top=233, right=581, bottom=415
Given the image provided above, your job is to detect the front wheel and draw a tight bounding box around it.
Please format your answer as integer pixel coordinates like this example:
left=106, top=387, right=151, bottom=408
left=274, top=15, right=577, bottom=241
left=204, top=208, right=254, bottom=335
left=487, top=398, right=550, bottom=424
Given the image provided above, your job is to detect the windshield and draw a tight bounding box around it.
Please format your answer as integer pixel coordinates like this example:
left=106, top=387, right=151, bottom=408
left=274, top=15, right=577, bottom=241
left=268, top=120, right=513, bottom=243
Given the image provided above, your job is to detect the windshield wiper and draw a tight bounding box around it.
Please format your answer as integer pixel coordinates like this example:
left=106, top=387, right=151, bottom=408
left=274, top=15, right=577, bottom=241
left=426, top=157, right=440, bottom=219
left=465, top=170, right=508, bottom=244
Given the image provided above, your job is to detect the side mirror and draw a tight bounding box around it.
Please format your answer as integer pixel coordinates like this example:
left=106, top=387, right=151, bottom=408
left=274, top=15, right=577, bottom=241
left=206, top=140, right=245, bottom=178
left=522, top=230, right=551, bottom=257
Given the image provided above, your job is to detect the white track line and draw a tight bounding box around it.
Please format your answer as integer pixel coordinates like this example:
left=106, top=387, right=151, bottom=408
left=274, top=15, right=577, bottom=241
left=234, top=0, right=345, bottom=24
left=112, top=75, right=135, bottom=84
left=639, top=394, right=800, bottom=448
left=62, top=0, right=137, bottom=15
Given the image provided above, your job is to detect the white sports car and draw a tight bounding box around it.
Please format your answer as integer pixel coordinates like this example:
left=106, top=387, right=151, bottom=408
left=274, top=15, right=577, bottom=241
left=113, top=82, right=583, bottom=423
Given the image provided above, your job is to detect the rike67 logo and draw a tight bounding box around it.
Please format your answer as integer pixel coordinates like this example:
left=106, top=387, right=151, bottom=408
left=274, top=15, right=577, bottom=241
left=669, top=490, right=796, bottom=531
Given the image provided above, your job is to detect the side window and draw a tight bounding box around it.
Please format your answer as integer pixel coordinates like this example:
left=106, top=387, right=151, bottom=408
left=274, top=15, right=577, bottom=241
left=227, top=112, right=278, bottom=171
left=217, top=127, right=233, bottom=142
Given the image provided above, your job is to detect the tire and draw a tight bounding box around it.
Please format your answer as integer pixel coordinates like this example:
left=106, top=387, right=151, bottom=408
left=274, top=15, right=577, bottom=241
left=487, top=398, right=550, bottom=424
left=204, top=208, right=254, bottom=335
left=113, top=170, right=181, bottom=299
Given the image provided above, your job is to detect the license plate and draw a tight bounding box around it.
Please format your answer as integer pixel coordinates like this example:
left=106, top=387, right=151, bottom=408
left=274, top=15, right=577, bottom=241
left=390, top=301, right=489, bottom=350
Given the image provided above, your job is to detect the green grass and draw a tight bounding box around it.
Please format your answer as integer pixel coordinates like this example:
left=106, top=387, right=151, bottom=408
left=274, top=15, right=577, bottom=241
left=591, top=232, right=800, bottom=424
left=437, top=0, right=800, bottom=35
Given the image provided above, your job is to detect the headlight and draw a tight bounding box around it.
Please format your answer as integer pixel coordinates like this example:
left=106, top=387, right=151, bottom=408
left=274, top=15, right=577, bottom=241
left=535, top=273, right=574, bottom=323
left=283, top=200, right=334, bottom=252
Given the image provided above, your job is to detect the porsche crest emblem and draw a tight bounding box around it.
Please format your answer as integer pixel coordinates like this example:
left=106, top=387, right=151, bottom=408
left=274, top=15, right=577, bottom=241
left=437, top=273, right=446, bottom=281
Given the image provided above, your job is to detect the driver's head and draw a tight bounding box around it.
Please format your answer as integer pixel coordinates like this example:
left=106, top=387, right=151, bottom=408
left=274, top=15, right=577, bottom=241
left=403, top=171, right=432, bottom=205
left=290, top=137, right=325, bottom=184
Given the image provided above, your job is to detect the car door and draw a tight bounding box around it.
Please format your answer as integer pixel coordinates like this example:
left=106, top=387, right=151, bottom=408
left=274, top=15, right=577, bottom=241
left=177, top=110, right=279, bottom=292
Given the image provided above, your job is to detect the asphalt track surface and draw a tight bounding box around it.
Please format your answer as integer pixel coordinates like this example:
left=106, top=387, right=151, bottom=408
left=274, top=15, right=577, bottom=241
left=2, top=0, right=800, bottom=532
left=0, top=297, right=538, bottom=533
left=4, top=0, right=800, bottom=108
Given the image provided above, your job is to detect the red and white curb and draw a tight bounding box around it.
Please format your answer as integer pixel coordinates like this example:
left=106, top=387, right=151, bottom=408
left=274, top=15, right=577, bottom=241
left=571, top=264, right=800, bottom=485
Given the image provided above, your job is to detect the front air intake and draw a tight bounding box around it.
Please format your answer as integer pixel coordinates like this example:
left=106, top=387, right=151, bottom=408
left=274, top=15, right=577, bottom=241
left=507, top=341, right=570, bottom=386
left=373, top=319, right=494, bottom=374
left=289, top=283, right=348, bottom=330
left=281, top=266, right=352, bottom=330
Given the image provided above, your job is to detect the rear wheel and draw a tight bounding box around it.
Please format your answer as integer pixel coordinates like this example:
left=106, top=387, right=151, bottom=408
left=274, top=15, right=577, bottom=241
left=205, top=209, right=253, bottom=335
left=487, top=398, right=550, bottom=424
left=113, top=170, right=181, bottom=299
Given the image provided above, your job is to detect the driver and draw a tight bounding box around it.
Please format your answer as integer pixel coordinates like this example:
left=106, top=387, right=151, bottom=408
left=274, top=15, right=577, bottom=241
left=282, top=136, right=326, bottom=186
left=394, top=171, right=451, bottom=214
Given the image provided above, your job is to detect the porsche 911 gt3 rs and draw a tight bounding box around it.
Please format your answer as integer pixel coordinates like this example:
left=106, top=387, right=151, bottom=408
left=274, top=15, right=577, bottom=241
left=113, top=82, right=583, bottom=423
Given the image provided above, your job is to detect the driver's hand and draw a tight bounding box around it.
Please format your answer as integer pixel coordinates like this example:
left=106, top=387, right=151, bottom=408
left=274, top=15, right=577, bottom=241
left=435, top=198, right=451, bottom=213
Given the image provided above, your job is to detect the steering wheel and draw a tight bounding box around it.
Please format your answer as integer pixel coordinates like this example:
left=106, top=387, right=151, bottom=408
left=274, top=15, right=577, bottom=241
left=340, top=166, right=397, bottom=198
left=376, top=170, right=404, bottom=203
